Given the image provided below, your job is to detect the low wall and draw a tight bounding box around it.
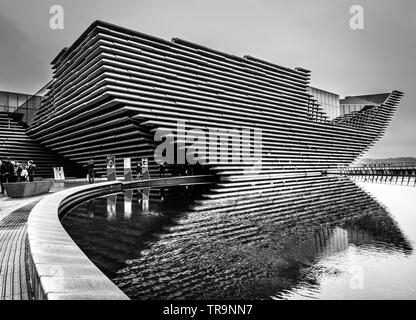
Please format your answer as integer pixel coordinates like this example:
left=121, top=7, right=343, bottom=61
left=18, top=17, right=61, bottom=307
left=4, top=181, right=53, bottom=198
left=26, top=181, right=129, bottom=300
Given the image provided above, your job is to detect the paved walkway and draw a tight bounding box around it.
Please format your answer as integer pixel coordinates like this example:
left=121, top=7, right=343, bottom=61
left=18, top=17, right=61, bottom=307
left=0, top=202, right=36, bottom=300
left=1, top=193, right=48, bottom=222
left=0, top=181, right=85, bottom=300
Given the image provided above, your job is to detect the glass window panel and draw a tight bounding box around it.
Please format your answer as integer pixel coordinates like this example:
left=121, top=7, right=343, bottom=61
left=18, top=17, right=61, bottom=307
left=8, top=93, right=17, bottom=107
left=27, top=98, right=35, bottom=109
left=0, top=92, right=7, bottom=106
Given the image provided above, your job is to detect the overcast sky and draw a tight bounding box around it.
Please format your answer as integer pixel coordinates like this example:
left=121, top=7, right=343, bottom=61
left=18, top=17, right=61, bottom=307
left=0, top=0, right=415, bottom=158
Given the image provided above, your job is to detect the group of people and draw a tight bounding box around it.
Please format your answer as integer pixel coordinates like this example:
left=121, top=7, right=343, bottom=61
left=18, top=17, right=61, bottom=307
left=85, top=159, right=204, bottom=184
left=0, top=158, right=35, bottom=193
left=157, top=162, right=202, bottom=177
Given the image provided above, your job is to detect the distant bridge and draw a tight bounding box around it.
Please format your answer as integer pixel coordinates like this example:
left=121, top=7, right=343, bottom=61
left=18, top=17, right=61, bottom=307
left=328, top=163, right=416, bottom=187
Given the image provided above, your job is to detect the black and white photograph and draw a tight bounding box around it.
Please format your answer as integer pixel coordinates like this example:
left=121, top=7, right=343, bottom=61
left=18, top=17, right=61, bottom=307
left=0, top=0, right=415, bottom=313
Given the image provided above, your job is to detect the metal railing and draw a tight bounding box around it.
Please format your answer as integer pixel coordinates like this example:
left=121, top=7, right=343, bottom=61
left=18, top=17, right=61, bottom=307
left=329, top=162, right=416, bottom=187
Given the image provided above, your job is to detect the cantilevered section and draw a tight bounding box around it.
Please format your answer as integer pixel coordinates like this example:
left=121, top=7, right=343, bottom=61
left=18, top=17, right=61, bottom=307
left=27, top=20, right=403, bottom=189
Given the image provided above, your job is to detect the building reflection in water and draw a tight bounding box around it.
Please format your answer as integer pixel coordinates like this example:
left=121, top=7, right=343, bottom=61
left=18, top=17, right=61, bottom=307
left=124, top=190, right=133, bottom=220
left=106, top=194, right=117, bottom=221
left=141, top=188, right=150, bottom=212
left=104, top=187, right=151, bottom=221
left=87, top=200, right=95, bottom=218
left=62, top=176, right=412, bottom=300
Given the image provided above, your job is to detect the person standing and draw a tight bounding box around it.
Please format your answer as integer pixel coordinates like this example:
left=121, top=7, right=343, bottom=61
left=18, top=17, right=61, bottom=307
left=136, top=161, right=143, bottom=179
left=1, top=158, right=15, bottom=188
left=27, top=160, right=35, bottom=182
left=9, top=160, right=18, bottom=182
left=0, top=160, right=4, bottom=194
left=5, top=158, right=14, bottom=181
left=87, top=159, right=95, bottom=184
left=159, top=162, right=165, bottom=178
left=16, top=162, right=23, bottom=182
left=21, top=162, right=28, bottom=182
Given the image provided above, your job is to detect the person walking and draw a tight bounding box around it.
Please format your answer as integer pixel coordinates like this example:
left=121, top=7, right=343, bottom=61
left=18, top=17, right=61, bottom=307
left=27, top=160, right=36, bottom=182
left=87, top=159, right=95, bottom=184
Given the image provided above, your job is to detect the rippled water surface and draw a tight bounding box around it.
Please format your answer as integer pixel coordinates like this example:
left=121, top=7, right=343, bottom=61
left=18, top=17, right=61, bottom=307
left=62, top=178, right=416, bottom=299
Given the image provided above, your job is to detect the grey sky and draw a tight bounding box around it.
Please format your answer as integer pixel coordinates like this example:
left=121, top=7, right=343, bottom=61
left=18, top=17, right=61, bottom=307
left=0, top=0, right=415, bottom=158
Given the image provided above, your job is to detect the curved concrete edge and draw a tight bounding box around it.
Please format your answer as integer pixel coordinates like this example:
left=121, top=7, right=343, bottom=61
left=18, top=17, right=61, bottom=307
left=26, top=181, right=130, bottom=300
